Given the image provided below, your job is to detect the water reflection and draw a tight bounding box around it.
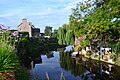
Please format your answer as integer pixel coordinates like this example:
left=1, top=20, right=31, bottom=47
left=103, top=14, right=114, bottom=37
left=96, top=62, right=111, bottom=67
left=45, top=51, right=54, bottom=58
left=23, top=51, right=54, bottom=69
left=31, top=57, right=42, bottom=69
left=60, top=52, right=86, bottom=77
left=31, top=51, right=120, bottom=80
left=21, top=54, right=42, bottom=69
left=60, top=52, right=120, bottom=80
left=31, top=51, right=82, bottom=80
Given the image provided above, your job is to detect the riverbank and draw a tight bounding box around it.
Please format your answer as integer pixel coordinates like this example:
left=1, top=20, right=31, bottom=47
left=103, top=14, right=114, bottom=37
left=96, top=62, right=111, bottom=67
left=71, top=52, right=120, bottom=67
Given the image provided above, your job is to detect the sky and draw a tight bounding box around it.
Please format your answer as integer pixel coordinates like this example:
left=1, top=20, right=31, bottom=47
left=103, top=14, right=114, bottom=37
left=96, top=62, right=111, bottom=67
left=0, top=0, right=82, bottom=32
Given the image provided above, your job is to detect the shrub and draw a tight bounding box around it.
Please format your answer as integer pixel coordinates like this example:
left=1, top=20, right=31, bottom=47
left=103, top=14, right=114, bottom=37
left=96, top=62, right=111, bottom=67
left=0, top=41, right=18, bottom=72
left=15, top=66, right=30, bottom=80
left=74, top=45, right=81, bottom=52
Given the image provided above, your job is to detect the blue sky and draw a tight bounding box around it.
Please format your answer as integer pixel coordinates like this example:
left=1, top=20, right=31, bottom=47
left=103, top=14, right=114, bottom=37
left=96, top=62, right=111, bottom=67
left=0, top=0, right=82, bottom=32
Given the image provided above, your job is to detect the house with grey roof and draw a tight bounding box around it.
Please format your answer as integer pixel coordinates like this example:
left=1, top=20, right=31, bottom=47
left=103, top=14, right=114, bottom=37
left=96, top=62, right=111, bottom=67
left=18, top=19, right=40, bottom=37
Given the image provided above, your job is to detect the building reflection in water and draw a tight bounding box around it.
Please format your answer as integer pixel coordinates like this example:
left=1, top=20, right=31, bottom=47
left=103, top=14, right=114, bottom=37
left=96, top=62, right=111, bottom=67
left=30, top=51, right=54, bottom=69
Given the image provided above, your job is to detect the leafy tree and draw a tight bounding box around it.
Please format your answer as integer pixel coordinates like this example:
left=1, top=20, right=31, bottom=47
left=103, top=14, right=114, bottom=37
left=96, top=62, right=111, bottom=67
left=57, top=25, right=67, bottom=45
left=52, top=29, right=58, bottom=38
left=69, top=1, right=93, bottom=37
left=90, top=0, right=120, bottom=40
left=69, top=0, right=120, bottom=48
left=44, top=26, right=52, bottom=37
left=57, top=0, right=120, bottom=48
left=65, top=30, right=74, bottom=45
left=57, top=24, right=74, bottom=45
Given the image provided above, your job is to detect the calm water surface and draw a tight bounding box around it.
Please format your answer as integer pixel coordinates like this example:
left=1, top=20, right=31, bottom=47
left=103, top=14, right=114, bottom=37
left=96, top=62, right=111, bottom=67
left=31, top=51, right=120, bottom=80
left=31, top=51, right=82, bottom=80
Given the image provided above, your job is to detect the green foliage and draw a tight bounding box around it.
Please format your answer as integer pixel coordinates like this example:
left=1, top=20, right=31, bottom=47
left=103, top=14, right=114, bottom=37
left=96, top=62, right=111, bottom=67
left=17, top=34, right=29, bottom=60
left=44, top=26, right=52, bottom=37
left=19, top=32, right=29, bottom=38
left=61, top=0, right=120, bottom=51
left=27, top=38, right=47, bottom=59
left=80, top=40, right=90, bottom=49
left=15, top=66, right=30, bottom=80
left=52, top=29, right=58, bottom=38
left=60, top=52, right=86, bottom=76
left=1, top=31, right=10, bottom=42
left=0, top=32, right=18, bottom=72
left=90, top=0, right=120, bottom=40
left=17, top=37, right=45, bottom=61
left=57, top=28, right=63, bottom=45
left=74, top=45, right=81, bottom=52
left=56, top=0, right=120, bottom=55
left=57, top=24, right=74, bottom=45
left=65, top=30, right=74, bottom=45
left=17, top=36, right=59, bottom=61
left=109, top=41, right=120, bottom=53
left=86, top=52, right=91, bottom=56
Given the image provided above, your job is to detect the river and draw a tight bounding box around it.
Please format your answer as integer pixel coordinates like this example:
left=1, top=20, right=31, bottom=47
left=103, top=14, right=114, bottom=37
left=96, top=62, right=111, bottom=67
left=31, top=50, right=120, bottom=80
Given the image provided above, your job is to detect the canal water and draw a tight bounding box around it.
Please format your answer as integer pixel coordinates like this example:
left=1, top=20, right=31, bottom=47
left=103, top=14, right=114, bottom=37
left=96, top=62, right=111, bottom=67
left=31, top=51, right=120, bottom=80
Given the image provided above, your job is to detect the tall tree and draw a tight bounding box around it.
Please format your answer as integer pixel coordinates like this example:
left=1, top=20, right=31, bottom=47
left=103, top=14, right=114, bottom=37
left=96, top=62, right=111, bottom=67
left=57, top=24, right=67, bottom=45
left=58, top=0, right=120, bottom=47
left=57, top=24, right=74, bottom=45
left=89, top=0, right=120, bottom=40
left=69, top=0, right=93, bottom=37
left=65, top=30, right=74, bottom=45
left=70, top=0, right=120, bottom=44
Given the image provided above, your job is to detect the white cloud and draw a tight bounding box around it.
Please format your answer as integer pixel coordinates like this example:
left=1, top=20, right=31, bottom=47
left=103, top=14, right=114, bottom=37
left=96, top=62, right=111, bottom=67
left=0, top=0, right=86, bottom=31
left=0, top=0, right=82, bottom=17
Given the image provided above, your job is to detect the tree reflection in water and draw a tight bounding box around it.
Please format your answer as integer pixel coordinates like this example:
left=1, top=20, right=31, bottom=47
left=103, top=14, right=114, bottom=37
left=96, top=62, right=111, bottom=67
left=60, top=52, right=86, bottom=77
left=60, top=52, right=120, bottom=80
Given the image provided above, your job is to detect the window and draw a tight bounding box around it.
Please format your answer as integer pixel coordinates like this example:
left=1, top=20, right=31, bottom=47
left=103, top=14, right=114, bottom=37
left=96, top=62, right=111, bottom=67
left=20, top=28, right=22, bottom=31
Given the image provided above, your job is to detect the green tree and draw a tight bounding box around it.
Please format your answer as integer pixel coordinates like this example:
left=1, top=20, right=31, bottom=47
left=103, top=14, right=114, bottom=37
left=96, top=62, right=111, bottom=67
left=89, top=0, right=120, bottom=40
left=52, top=29, right=58, bottom=38
left=57, top=24, right=74, bottom=45
left=69, top=0, right=92, bottom=37
left=44, top=26, right=52, bottom=37
left=69, top=0, right=120, bottom=48
left=57, top=25, right=66, bottom=45
left=65, top=30, right=74, bottom=45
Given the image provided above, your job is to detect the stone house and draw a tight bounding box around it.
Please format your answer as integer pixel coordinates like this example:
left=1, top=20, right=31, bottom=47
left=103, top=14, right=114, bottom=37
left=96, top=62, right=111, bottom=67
left=18, top=19, right=40, bottom=37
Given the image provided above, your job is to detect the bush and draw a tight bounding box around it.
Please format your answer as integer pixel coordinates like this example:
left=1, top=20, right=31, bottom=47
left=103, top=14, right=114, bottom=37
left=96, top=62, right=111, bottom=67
left=15, top=66, right=30, bottom=80
left=0, top=41, right=18, bottom=72
left=109, top=41, right=120, bottom=53
left=74, top=45, right=81, bottom=52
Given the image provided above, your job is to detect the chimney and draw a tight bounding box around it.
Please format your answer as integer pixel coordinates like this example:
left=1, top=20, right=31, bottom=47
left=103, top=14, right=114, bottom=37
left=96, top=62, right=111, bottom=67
left=29, top=22, right=32, bottom=26
left=22, top=18, right=27, bottom=23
